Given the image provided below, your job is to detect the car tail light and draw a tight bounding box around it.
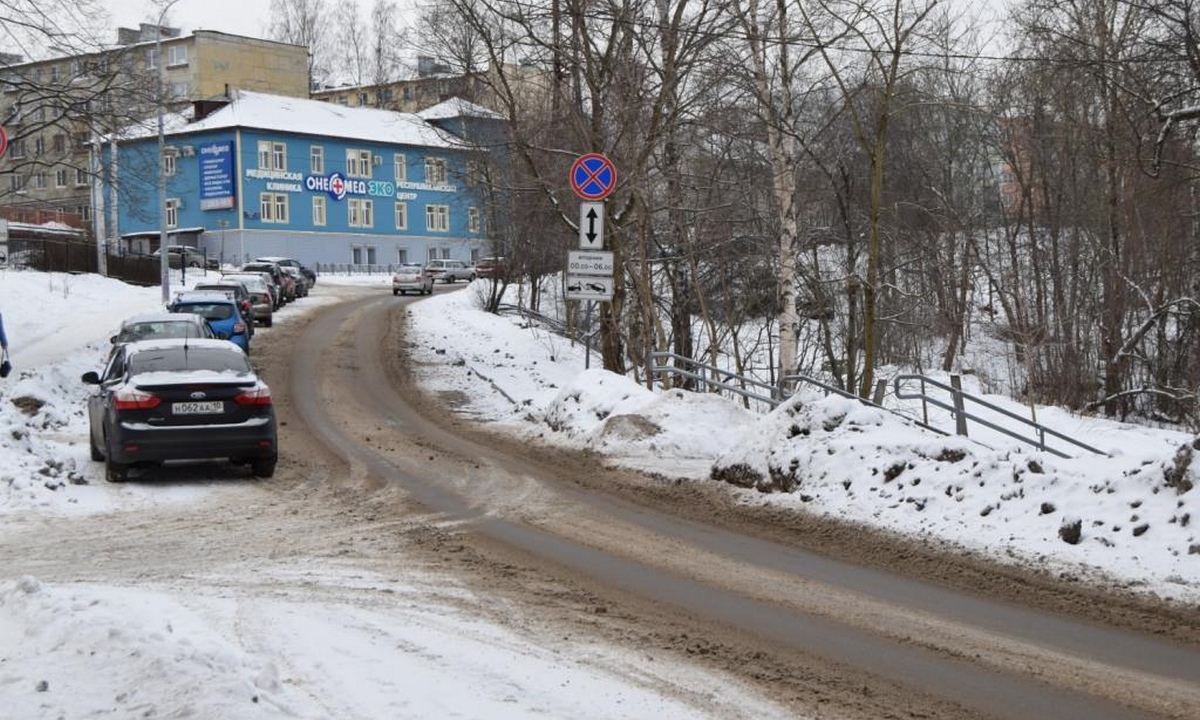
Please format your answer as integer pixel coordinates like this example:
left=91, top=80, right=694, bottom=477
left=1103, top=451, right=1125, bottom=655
left=234, top=384, right=273, bottom=405
left=114, top=387, right=161, bottom=410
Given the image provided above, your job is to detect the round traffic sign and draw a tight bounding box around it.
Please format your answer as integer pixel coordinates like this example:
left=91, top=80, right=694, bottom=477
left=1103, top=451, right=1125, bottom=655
left=570, top=153, right=617, bottom=200
left=0, top=126, right=8, bottom=159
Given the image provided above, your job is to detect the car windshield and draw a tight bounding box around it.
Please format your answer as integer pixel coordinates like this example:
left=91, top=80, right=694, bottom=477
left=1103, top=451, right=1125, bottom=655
left=174, top=302, right=234, bottom=321
left=128, top=346, right=252, bottom=375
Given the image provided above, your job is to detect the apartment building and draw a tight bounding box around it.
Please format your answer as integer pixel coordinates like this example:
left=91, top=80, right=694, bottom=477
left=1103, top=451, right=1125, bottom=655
left=0, top=25, right=308, bottom=229
left=311, top=56, right=548, bottom=117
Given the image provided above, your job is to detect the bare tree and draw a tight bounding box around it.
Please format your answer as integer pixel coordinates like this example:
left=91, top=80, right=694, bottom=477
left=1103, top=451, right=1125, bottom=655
left=269, top=0, right=329, bottom=88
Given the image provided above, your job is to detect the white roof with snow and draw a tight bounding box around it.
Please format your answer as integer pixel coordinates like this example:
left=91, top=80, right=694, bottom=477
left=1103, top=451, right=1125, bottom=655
left=418, top=97, right=505, bottom=121
left=115, top=90, right=467, bottom=149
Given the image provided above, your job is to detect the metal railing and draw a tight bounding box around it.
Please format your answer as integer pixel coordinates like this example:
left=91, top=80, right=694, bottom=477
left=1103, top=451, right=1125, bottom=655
left=892, top=374, right=1108, bottom=458
left=651, top=352, right=782, bottom=410
left=649, top=353, right=1101, bottom=457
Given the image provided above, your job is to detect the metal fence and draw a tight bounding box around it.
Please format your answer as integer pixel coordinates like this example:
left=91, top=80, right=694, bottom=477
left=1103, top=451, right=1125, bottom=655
left=2, top=236, right=162, bottom=286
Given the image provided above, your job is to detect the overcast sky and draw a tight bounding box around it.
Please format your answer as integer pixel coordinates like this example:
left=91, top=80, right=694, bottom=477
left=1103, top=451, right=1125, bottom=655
left=105, top=0, right=275, bottom=40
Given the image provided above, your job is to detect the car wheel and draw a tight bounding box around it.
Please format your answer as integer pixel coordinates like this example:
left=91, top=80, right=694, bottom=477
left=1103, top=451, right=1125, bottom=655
left=264, top=317, right=273, bottom=327
left=104, top=436, right=128, bottom=483
left=393, top=289, right=400, bottom=296
left=251, top=456, right=277, bottom=478
left=89, top=429, right=104, bottom=462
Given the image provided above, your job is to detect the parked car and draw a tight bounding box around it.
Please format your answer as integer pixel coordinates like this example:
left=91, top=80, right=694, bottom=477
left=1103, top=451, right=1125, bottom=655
left=426, top=259, right=475, bottom=283
left=152, top=245, right=219, bottom=270
left=167, top=291, right=253, bottom=353
left=473, top=256, right=508, bottom=279
left=82, top=338, right=277, bottom=481
left=256, top=255, right=316, bottom=286
left=191, top=281, right=256, bottom=337
left=243, top=261, right=294, bottom=304
left=224, top=270, right=278, bottom=311
left=280, top=265, right=309, bottom=297
left=220, top=273, right=274, bottom=327
left=110, top=312, right=216, bottom=347
left=392, top=263, right=433, bottom=295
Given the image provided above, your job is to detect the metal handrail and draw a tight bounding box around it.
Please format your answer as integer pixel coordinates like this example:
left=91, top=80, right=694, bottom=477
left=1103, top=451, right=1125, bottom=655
left=781, top=373, right=950, bottom=437
left=651, top=352, right=782, bottom=408
left=892, top=374, right=1108, bottom=458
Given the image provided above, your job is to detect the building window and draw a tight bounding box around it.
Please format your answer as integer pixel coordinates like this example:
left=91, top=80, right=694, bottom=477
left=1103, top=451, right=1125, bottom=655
left=310, top=145, right=324, bottom=174
left=75, top=167, right=87, bottom=186
left=394, top=153, right=406, bottom=182
left=10, top=139, right=24, bottom=159
left=257, top=140, right=287, bottom=171
left=395, top=202, right=407, bottom=230
left=53, top=134, right=66, bottom=154
left=424, top=157, right=448, bottom=185
left=346, top=148, right=373, bottom=178
left=396, top=248, right=408, bottom=264
left=10, top=174, right=26, bottom=193
left=78, top=205, right=91, bottom=221
left=312, top=196, right=326, bottom=226
left=365, top=245, right=377, bottom=264
left=425, top=204, right=449, bottom=232
left=167, top=45, right=188, bottom=67
left=348, top=198, right=374, bottom=228
left=33, top=172, right=46, bottom=190
left=50, top=66, right=61, bottom=82
left=55, top=169, right=68, bottom=188
left=34, top=137, right=44, bottom=156
left=165, top=198, right=180, bottom=228
left=468, top=206, right=480, bottom=233
left=146, top=48, right=159, bottom=70
left=169, top=81, right=190, bottom=100
left=357, top=91, right=369, bottom=106
left=260, top=192, right=289, bottom=223
left=162, top=149, right=177, bottom=176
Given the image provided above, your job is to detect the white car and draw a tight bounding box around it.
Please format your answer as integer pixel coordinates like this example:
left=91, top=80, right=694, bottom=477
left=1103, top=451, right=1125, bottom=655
left=425, top=259, right=475, bottom=283
left=392, top=264, right=433, bottom=295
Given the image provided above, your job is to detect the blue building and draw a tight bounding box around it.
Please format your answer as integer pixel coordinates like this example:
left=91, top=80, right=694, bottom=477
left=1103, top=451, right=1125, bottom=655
left=97, top=90, right=498, bottom=269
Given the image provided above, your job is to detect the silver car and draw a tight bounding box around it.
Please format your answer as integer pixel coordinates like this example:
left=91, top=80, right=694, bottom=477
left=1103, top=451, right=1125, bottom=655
left=425, top=259, right=475, bottom=283
left=392, top=263, right=433, bottom=295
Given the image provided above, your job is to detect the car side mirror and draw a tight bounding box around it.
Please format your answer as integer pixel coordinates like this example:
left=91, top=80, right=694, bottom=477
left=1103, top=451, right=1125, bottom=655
left=81, top=371, right=101, bottom=385
left=110, top=335, right=118, bottom=344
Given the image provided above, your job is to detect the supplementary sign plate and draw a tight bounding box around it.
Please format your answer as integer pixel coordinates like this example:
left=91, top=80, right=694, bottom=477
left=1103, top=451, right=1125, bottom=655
left=567, top=250, right=613, bottom=276
left=566, top=274, right=614, bottom=301
left=579, top=201, right=604, bottom=249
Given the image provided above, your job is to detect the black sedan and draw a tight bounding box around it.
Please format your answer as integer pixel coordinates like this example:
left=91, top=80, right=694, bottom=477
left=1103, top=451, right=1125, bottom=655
left=82, top=338, right=278, bottom=482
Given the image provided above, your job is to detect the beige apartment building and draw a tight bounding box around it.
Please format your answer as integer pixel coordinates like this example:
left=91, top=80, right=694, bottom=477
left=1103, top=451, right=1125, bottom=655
left=0, top=25, right=308, bottom=228
left=311, top=56, right=548, bottom=118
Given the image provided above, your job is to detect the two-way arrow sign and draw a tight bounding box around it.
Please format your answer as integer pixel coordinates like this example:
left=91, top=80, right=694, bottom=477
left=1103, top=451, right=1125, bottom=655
left=579, top=201, right=604, bottom=250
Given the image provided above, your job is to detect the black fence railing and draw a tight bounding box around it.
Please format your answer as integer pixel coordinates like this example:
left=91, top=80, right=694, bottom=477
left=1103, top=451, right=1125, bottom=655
left=2, top=237, right=161, bottom=286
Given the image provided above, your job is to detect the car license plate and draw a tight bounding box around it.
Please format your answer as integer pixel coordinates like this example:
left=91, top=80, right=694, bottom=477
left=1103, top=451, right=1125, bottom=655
left=173, top=400, right=224, bottom=415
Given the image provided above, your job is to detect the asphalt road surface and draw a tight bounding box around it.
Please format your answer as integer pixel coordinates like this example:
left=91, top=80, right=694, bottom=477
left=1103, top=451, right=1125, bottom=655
left=274, top=287, right=1200, bottom=720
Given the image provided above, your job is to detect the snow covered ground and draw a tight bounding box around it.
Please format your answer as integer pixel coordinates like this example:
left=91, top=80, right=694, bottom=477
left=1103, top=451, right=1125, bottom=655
left=0, top=268, right=1196, bottom=718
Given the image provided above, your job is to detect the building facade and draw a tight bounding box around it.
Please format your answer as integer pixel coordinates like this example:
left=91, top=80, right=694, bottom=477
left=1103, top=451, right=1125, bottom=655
left=0, top=26, right=308, bottom=228
left=100, top=91, right=491, bottom=269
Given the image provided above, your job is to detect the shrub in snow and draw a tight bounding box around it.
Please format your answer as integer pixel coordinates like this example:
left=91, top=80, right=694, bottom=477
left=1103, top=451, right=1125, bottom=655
left=1163, top=437, right=1199, bottom=494
left=710, top=462, right=762, bottom=489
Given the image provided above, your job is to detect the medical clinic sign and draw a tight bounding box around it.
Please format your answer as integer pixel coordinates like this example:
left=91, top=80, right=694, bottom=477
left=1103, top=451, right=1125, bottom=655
left=306, top=172, right=396, bottom=201
left=199, top=141, right=235, bottom=210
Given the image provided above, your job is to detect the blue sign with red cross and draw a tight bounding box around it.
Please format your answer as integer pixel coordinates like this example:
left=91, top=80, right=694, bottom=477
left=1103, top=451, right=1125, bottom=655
left=570, top=153, right=617, bottom=200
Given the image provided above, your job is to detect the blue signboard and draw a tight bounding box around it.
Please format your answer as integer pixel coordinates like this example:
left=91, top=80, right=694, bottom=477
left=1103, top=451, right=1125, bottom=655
left=199, top=141, right=235, bottom=210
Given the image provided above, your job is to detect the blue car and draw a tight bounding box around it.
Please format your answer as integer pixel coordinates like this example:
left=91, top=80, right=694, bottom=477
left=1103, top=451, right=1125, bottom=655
left=167, top=291, right=252, bottom=353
